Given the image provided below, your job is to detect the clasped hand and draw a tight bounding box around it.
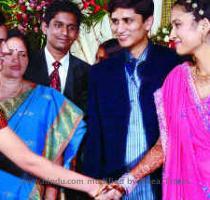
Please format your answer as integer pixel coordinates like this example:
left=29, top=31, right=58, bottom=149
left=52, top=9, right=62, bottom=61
left=94, top=183, right=125, bottom=200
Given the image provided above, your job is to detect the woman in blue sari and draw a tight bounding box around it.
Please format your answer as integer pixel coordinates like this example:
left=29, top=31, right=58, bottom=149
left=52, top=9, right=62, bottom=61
left=0, top=110, right=103, bottom=199
left=0, top=30, right=103, bottom=199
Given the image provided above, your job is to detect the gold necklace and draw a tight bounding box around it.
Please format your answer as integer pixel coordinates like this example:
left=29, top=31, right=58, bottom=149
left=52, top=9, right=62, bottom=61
left=0, top=82, right=23, bottom=100
left=194, top=67, right=210, bottom=81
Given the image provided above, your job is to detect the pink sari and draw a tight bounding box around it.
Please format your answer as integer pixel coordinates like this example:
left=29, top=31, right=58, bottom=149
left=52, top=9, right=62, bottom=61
left=154, top=62, right=210, bottom=200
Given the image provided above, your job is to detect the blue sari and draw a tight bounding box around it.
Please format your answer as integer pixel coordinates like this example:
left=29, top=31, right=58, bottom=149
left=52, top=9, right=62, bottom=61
left=0, top=85, right=86, bottom=200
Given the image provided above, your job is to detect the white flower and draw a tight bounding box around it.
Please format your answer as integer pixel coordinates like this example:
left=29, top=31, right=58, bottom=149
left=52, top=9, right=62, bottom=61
left=164, top=35, right=170, bottom=43
left=27, top=6, right=32, bottom=11
left=198, top=9, right=204, bottom=16
left=192, top=3, right=198, bottom=9
left=162, top=27, right=169, bottom=34
left=186, top=0, right=192, bottom=3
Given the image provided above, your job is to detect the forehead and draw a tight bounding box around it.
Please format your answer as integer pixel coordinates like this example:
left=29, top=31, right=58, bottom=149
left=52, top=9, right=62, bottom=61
left=0, top=25, right=7, bottom=40
left=6, top=37, right=27, bottom=50
left=51, top=12, right=78, bottom=24
left=111, top=8, right=141, bottom=19
left=171, top=5, right=194, bottom=23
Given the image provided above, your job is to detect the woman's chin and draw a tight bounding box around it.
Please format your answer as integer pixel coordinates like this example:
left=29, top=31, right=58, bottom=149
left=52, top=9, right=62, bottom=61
left=175, top=48, right=188, bottom=56
left=6, top=72, right=23, bottom=79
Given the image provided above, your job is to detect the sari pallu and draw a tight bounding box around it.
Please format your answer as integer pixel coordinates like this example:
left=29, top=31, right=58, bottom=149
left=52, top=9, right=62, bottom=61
left=0, top=85, right=85, bottom=200
left=154, top=62, right=210, bottom=200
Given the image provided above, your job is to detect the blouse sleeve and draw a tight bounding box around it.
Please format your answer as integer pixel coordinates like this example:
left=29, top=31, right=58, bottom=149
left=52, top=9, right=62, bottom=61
left=0, top=109, right=7, bottom=129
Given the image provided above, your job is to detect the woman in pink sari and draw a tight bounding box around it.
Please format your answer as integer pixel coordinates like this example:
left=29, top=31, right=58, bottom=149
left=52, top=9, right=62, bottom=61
left=99, top=0, right=210, bottom=199
left=154, top=60, right=210, bottom=200
left=155, top=0, right=210, bottom=198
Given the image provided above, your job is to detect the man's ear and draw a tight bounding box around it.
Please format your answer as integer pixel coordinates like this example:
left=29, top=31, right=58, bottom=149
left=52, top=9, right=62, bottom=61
left=41, top=21, right=48, bottom=35
left=0, top=59, right=3, bottom=71
left=144, top=16, right=154, bottom=31
left=74, top=29, right=80, bottom=39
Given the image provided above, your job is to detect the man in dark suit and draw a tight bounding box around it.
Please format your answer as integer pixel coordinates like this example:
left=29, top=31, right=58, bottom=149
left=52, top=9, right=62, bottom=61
left=24, top=0, right=89, bottom=112
left=24, top=1, right=89, bottom=199
left=83, top=0, right=187, bottom=199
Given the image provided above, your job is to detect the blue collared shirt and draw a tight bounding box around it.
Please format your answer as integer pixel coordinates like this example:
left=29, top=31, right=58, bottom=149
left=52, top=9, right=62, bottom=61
left=124, top=45, right=154, bottom=200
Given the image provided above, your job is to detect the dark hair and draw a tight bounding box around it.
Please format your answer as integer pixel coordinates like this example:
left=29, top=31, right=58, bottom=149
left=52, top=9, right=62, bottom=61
left=43, top=0, right=82, bottom=27
left=0, top=12, right=6, bottom=26
left=108, top=0, right=154, bottom=21
left=174, top=0, right=210, bottom=21
left=7, top=29, right=29, bottom=52
left=99, top=38, right=122, bottom=57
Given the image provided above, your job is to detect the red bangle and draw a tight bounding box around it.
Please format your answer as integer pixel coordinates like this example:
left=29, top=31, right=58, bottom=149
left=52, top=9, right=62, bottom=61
left=0, top=109, right=7, bottom=129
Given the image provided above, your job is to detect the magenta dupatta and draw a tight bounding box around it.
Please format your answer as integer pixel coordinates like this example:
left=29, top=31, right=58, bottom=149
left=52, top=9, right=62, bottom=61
left=154, top=62, right=210, bottom=200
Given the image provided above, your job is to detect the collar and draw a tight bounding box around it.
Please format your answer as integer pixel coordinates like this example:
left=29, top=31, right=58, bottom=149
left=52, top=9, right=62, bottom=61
left=44, top=47, right=70, bottom=68
left=125, top=41, right=152, bottom=66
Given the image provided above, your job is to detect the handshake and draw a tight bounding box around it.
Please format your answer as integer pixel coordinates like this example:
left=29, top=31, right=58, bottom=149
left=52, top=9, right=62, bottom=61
left=92, top=173, right=137, bottom=200
left=93, top=182, right=125, bottom=200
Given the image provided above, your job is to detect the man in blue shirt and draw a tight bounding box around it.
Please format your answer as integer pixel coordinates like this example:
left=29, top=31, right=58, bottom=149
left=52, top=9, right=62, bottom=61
left=83, top=0, right=186, bottom=199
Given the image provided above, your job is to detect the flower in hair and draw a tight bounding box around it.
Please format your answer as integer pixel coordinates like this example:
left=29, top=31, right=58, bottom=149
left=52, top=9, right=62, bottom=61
left=198, top=9, right=204, bottom=16
left=186, top=0, right=192, bottom=3
left=192, top=3, right=198, bottom=9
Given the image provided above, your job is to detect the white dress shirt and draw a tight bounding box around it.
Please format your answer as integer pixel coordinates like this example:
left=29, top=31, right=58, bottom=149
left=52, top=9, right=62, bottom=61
left=45, top=47, right=70, bottom=93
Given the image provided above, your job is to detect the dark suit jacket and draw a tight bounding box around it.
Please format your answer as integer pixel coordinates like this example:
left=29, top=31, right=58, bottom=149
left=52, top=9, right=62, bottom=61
left=83, top=43, right=187, bottom=199
left=24, top=49, right=90, bottom=112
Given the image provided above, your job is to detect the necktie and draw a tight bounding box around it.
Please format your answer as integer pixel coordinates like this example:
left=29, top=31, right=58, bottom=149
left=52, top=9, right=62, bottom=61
left=50, top=61, right=61, bottom=91
left=125, top=58, right=137, bottom=77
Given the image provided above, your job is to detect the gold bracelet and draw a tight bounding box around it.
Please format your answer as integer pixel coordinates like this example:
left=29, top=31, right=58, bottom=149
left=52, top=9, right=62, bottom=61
left=110, top=183, right=126, bottom=195
left=93, top=181, right=108, bottom=198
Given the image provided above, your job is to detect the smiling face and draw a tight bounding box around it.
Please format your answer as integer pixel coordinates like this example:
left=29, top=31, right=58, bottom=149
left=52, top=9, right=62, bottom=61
left=0, top=37, right=28, bottom=79
left=42, top=11, right=79, bottom=56
left=110, top=8, right=153, bottom=56
left=170, top=5, right=204, bottom=55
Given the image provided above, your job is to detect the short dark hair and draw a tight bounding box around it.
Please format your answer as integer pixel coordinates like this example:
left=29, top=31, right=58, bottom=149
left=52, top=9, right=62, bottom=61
left=43, top=0, right=82, bottom=27
left=108, top=0, right=154, bottom=21
left=99, top=38, right=122, bottom=57
left=174, top=0, right=210, bottom=22
left=0, top=12, right=6, bottom=26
